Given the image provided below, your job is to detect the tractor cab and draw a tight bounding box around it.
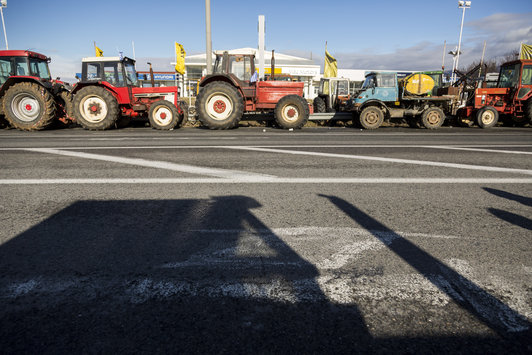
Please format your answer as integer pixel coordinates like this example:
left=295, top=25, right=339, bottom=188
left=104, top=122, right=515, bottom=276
left=80, top=56, right=139, bottom=87
left=314, top=77, right=351, bottom=112
left=0, top=50, right=52, bottom=88
left=213, top=52, right=255, bottom=85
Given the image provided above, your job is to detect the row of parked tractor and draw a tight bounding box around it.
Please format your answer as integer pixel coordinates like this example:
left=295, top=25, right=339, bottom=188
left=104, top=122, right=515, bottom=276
left=0, top=49, right=531, bottom=132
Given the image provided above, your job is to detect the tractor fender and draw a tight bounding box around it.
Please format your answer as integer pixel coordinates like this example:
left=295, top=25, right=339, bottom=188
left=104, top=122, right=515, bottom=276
left=358, top=100, right=390, bottom=117
left=0, top=76, right=54, bottom=97
left=71, top=82, right=121, bottom=101
left=198, top=74, right=244, bottom=97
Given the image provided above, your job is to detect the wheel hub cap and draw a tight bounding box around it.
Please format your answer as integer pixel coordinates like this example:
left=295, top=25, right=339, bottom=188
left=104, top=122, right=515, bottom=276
left=12, top=93, right=40, bottom=122
left=213, top=100, right=226, bottom=113
left=287, top=108, right=296, bottom=118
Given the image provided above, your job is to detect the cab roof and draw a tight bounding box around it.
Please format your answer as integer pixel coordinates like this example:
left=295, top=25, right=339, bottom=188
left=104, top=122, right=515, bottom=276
left=0, top=50, right=49, bottom=61
left=82, top=56, right=135, bottom=63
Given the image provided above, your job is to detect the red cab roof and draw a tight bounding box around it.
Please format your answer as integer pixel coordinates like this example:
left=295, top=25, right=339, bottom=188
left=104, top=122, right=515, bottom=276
left=0, top=50, right=49, bottom=60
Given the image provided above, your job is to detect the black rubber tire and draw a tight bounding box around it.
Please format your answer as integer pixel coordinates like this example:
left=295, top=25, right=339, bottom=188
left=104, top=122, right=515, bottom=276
left=313, top=96, right=326, bottom=113
left=476, top=106, right=499, bottom=128
left=148, top=99, right=180, bottom=130
left=359, top=106, right=384, bottom=130
left=73, top=86, right=119, bottom=130
left=195, top=82, right=244, bottom=130
left=274, top=95, right=309, bottom=129
left=2, top=82, right=56, bottom=131
left=421, top=106, right=445, bottom=129
left=59, top=90, right=74, bottom=120
left=178, top=100, right=189, bottom=125
left=523, top=98, right=532, bottom=124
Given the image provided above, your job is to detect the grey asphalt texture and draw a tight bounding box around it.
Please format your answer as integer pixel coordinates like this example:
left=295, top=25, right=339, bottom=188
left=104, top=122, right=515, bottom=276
left=0, top=126, right=531, bottom=353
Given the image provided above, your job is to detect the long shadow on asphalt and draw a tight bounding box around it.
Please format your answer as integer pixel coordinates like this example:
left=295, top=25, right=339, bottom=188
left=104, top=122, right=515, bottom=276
left=0, top=196, right=530, bottom=353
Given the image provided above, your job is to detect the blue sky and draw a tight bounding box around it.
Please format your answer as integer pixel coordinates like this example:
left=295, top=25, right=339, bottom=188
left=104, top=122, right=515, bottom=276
left=3, top=0, right=532, bottom=81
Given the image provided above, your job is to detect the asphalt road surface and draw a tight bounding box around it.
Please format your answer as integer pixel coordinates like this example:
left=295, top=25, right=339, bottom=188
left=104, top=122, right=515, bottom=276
left=1, top=126, right=531, bottom=353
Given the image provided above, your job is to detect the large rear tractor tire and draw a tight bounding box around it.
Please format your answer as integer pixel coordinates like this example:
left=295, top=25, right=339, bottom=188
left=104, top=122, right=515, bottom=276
left=73, top=86, right=119, bottom=130
left=195, top=82, right=244, bottom=129
left=421, top=106, right=445, bottom=129
left=313, top=96, right=326, bottom=113
left=274, top=95, right=309, bottom=129
left=359, top=106, right=384, bottom=130
left=148, top=99, right=181, bottom=130
left=476, top=106, right=499, bottom=128
left=3, top=82, right=56, bottom=131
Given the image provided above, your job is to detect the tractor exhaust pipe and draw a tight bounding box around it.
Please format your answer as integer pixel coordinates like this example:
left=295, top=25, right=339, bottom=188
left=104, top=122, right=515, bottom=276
left=147, top=62, right=155, bottom=87
left=271, top=50, right=275, bottom=81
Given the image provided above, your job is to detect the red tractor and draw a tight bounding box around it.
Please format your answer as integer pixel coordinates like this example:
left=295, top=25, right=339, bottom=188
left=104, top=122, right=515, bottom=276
left=72, top=56, right=184, bottom=130
left=196, top=51, right=310, bottom=129
left=458, top=59, right=532, bottom=128
left=0, top=50, right=72, bottom=130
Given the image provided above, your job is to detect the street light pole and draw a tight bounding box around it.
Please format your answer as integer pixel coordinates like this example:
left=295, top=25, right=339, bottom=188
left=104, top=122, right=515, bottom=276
left=453, top=0, right=471, bottom=82
left=0, top=0, right=8, bottom=50
left=205, top=0, right=212, bottom=75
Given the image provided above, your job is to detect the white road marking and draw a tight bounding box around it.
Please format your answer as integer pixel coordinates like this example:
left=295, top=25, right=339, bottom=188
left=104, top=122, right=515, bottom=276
left=1, top=178, right=532, bottom=184
left=424, top=145, right=532, bottom=155
left=227, top=146, right=532, bottom=175
left=23, top=148, right=276, bottom=180
left=2, top=144, right=532, bottom=151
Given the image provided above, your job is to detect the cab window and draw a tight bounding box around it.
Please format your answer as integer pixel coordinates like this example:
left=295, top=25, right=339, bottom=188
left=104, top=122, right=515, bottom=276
left=14, top=57, right=29, bottom=76
left=0, top=57, right=11, bottom=86
left=521, top=65, right=532, bottom=85
left=230, top=56, right=252, bottom=81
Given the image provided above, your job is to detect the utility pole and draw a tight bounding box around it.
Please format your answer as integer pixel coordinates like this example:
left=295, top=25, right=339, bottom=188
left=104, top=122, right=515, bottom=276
left=205, top=0, right=212, bottom=75
left=0, top=0, right=8, bottom=50
left=258, top=15, right=265, bottom=80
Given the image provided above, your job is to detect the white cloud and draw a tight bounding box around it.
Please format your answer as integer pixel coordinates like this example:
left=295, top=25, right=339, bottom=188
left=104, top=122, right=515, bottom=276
left=292, top=12, right=532, bottom=72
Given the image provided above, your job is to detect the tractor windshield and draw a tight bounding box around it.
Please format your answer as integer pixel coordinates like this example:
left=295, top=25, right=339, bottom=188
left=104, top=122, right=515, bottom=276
left=29, top=58, right=51, bottom=80
left=498, top=63, right=520, bottom=88
left=362, top=75, right=377, bottom=89
left=124, top=62, right=138, bottom=86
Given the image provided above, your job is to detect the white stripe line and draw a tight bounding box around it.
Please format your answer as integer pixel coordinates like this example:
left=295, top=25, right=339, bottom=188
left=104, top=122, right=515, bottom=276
left=2, top=144, right=532, bottom=151
left=1, top=178, right=531, bottom=184
left=423, top=145, right=532, bottom=155
left=227, top=146, right=532, bottom=175
left=23, top=148, right=276, bottom=180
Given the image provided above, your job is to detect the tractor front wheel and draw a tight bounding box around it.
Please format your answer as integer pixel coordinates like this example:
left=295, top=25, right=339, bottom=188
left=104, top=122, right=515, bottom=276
left=476, top=106, right=499, bottom=128
left=73, top=86, right=119, bottom=130
left=3, top=82, right=56, bottom=130
left=196, top=82, right=244, bottom=129
left=148, top=100, right=180, bottom=130
left=359, top=106, right=384, bottom=130
left=274, top=95, right=309, bottom=129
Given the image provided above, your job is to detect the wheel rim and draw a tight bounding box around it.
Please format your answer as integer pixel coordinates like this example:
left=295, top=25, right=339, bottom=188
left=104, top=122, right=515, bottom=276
left=11, top=93, right=41, bottom=122
left=79, top=95, right=108, bottom=123
left=363, top=109, right=380, bottom=125
left=425, top=110, right=442, bottom=126
left=206, top=93, right=233, bottom=120
left=152, top=105, right=173, bottom=126
left=282, top=104, right=300, bottom=122
left=480, top=110, right=495, bottom=125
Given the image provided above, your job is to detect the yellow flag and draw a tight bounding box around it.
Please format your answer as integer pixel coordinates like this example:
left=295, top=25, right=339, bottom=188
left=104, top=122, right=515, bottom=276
left=520, top=43, right=532, bottom=60
left=95, top=45, right=103, bottom=57
left=175, top=42, right=186, bottom=75
left=324, top=49, right=337, bottom=78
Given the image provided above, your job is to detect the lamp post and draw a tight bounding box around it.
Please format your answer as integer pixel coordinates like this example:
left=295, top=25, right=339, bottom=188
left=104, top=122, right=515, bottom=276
left=0, top=0, right=8, bottom=50
left=452, top=0, right=471, bottom=82
left=205, top=0, right=212, bottom=75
